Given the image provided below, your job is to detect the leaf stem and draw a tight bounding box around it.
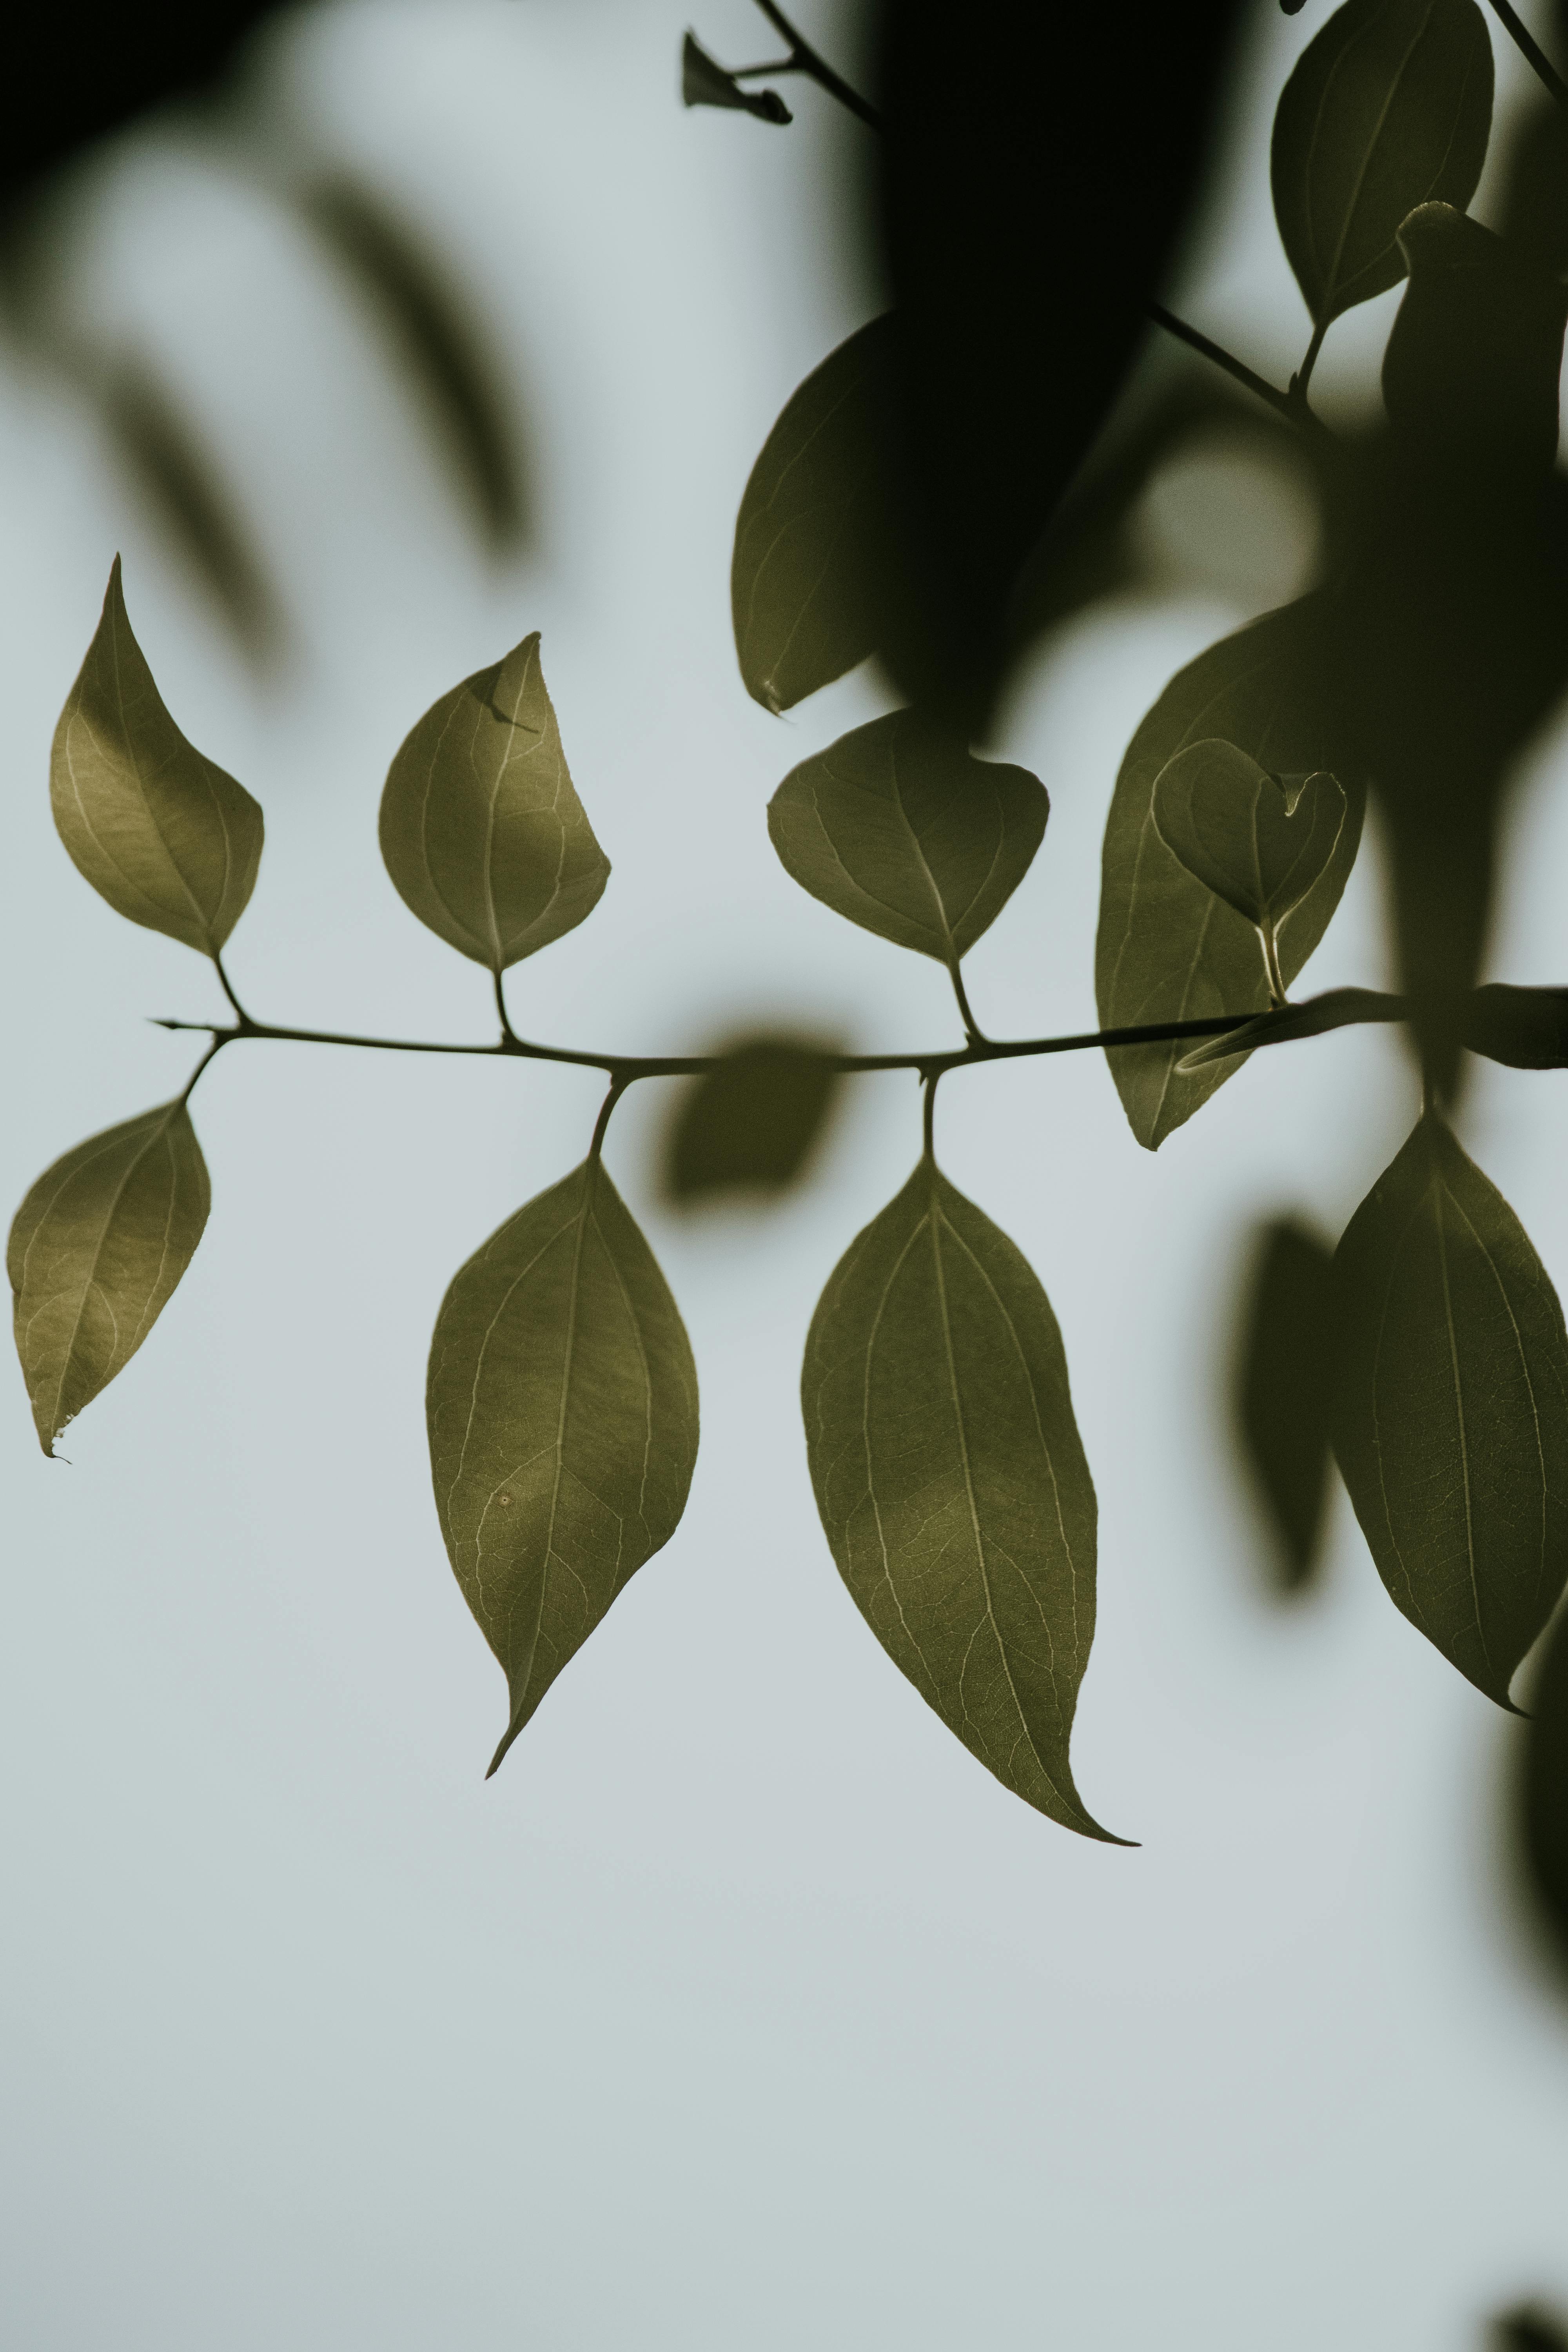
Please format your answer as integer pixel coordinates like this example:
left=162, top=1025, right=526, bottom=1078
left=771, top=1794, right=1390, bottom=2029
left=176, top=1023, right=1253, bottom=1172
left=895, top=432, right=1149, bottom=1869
left=1145, top=302, right=1332, bottom=442
left=746, top=0, right=882, bottom=127
left=211, top=949, right=256, bottom=1030
left=1485, top=0, right=1568, bottom=109
left=948, top=960, right=989, bottom=1045
left=493, top=967, right=521, bottom=1047
left=922, top=1069, right=938, bottom=1160
left=1293, top=318, right=1328, bottom=401
left=589, top=1076, right=628, bottom=1160
left=1259, top=925, right=1288, bottom=1008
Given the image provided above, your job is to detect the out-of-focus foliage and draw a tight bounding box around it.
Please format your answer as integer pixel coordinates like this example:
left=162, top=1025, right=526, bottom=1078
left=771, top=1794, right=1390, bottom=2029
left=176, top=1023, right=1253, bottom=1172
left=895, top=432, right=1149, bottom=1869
left=1234, top=1217, right=1339, bottom=1594
left=663, top=1035, right=844, bottom=1205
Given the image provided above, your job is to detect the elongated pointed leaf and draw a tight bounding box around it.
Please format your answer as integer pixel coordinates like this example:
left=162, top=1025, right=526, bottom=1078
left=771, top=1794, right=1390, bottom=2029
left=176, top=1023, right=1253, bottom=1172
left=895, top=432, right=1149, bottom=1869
left=1152, top=740, right=1346, bottom=930
left=1332, top=1114, right=1568, bottom=1706
left=769, top=711, right=1046, bottom=964
left=732, top=317, right=897, bottom=713
left=8, top=1100, right=210, bottom=1457
left=380, top=632, right=609, bottom=973
left=1095, top=596, right=1366, bottom=1150
left=1271, top=0, right=1494, bottom=330
left=664, top=1032, right=844, bottom=1203
left=427, top=1158, right=699, bottom=1773
left=1235, top=1216, right=1338, bottom=1592
left=51, top=559, right=264, bottom=955
left=802, top=1158, right=1125, bottom=1838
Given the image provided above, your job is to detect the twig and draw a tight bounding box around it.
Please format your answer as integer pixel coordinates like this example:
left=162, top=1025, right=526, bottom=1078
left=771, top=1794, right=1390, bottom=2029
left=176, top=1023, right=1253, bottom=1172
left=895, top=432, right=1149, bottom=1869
left=742, top=0, right=882, bottom=128
left=1485, top=0, right=1568, bottom=110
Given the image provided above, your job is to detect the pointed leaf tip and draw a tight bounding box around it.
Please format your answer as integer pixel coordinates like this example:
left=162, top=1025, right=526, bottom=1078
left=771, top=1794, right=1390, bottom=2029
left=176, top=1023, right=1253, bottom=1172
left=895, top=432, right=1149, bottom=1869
left=1151, top=738, right=1346, bottom=930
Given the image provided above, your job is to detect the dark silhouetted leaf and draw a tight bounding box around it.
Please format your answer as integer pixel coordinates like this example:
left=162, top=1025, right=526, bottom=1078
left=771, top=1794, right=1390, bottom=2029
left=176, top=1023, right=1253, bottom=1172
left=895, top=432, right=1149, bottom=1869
left=427, top=1158, right=699, bottom=1775
left=769, top=711, right=1045, bottom=966
left=8, top=1100, right=210, bottom=1457
left=681, top=30, right=791, bottom=123
left=1519, top=1606, right=1568, bottom=1976
left=802, top=1156, right=1125, bottom=1839
left=664, top=1033, right=844, bottom=1203
left=1235, top=1217, right=1338, bottom=1592
left=379, top=632, right=608, bottom=973
left=731, top=316, right=896, bottom=713
left=52, top=559, right=264, bottom=956
left=1332, top=1114, right=1568, bottom=1706
left=1095, top=597, right=1366, bottom=1150
left=1271, top=0, right=1494, bottom=332
left=1492, top=2305, right=1568, bottom=2352
left=1465, top=983, right=1568, bottom=1069
left=1152, top=741, right=1346, bottom=933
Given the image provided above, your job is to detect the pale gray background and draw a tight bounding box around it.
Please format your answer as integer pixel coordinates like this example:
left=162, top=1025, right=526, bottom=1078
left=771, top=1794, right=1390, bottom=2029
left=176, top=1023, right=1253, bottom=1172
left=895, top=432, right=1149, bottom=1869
left=3, top=4, right=1567, bottom=2345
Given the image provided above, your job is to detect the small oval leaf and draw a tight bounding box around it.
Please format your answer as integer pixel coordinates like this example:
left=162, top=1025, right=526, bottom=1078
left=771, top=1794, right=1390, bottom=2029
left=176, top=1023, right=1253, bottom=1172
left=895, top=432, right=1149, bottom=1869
left=1234, top=1216, right=1339, bottom=1592
left=1095, top=596, right=1367, bottom=1150
left=427, top=1157, right=699, bottom=1774
left=732, top=317, right=896, bottom=713
left=1152, top=740, right=1347, bottom=932
left=802, top=1157, right=1125, bottom=1839
left=769, top=711, right=1047, bottom=965
left=1332, top=1114, right=1568, bottom=1706
left=52, top=559, right=264, bottom=955
left=8, top=1099, right=211, bottom=1457
left=1271, top=0, right=1494, bottom=331
left=380, top=632, right=609, bottom=973
left=663, top=1032, right=845, bottom=1204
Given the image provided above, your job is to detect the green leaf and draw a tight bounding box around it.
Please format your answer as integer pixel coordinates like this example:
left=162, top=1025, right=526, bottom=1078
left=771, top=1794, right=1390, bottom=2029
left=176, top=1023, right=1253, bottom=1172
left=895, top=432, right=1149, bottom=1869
left=663, top=1032, right=844, bottom=1203
left=427, top=1157, right=699, bottom=1774
left=1235, top=1216, right=1338, bottom=1592
left=1094, top=596, right=1366, bottom=1151
left=51, top=558, right=264, bottom=955
left=379, top=632, right=609, bottom=973
left=1271, top=0, right=1494, bottom=331
left=732, top=317, right=896, bottom=713
left=8, top=1100, right=210, bottom=1457
left=1151, top=740, right=1347, bottom=931
left=681, top=30, right=792, bottom=123
left=802, top=1157, right=1125, bottom=1839
left=1520, top=1606, right=1568, bottom=1986
left=769, top=711, right=1047, bottom=965
left=1332, top=1113, right=1568, bottom=1706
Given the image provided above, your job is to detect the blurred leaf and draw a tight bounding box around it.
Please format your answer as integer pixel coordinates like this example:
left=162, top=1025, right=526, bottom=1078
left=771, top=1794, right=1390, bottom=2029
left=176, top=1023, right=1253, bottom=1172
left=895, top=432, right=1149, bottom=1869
left=379, top=631, right=608, bottom=973
left=664, top=1034, right=844, bottom=1204
left=1235, top=1217, right=1338, bottom=1592
left=1520, top=1611, right=1568, bottom=1982
left=428, top=1158, right=699, bottom=1776
left=52, top=558, right=264, bottom=956
left=1492, top=2305, right=1568, bottom=2352
left=768, top=710, right=1045, bottom=965
left=303, top=178, right=526, bottom=552
left=731, top=316, right=896, bottom=713
left=681, top=30, right=792, bottom=123
left=802, top=1156, right=1126, bottom=1840
left=1271, top=0, right=1494, bottom=332
left=1152, top=741, right=1346, bottom=932
left=1332, top=1113, right=1568, bottom=1707
left=1095, top=597, right=1365, bottom=1150
left=1465, top=983, right=1568, bottom=1068
left=8, top=1100, right=210, bottom=1457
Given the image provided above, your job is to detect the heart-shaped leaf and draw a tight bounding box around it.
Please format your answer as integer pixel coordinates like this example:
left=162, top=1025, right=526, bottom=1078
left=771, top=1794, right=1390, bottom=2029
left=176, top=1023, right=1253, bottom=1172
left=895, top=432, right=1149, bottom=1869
left=1151, top=739, right=1347, bottom=930
left=663, top=1032, right=845, bottom=1203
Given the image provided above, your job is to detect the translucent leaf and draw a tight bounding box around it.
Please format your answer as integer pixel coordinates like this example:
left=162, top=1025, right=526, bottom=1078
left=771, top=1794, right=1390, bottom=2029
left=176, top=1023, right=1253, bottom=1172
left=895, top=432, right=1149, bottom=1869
left=681, top=31, right=791, bottom=123
left=427, top=1159, right=699, bottom=1774
left=1332, top=1114, right=1568, bottom=1707
left=663, top=1033, right=844, bottom=1203
left=1271, top=0, right=1494, bottom=331
left=1151, top=740, right=1346, bottom=931
left=1234, top=1217, right=1338, bottom=1592
left=8, top=1100, right=210, bottom=1457
left=802, top=1158, right=1125, bottom=1839
left=379, top=632, right=609, bottom=973
left=769, top=711, right=1046, bottom=965
left=1094, top=596, right=1366, bottom=1151
left=732, top=317, right=896, bottom=714
left=51, top=559, right=265, bottom=956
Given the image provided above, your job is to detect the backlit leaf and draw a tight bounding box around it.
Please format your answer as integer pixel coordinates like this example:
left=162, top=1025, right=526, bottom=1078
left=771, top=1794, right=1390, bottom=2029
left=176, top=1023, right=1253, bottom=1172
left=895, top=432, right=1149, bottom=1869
left=427, top=1157, right=699, bottom=1774
left=1095, top=596, right=1366, bottom=1150
left=663, top=1033, right=844, bottom=1203
left=380, top=632, right=609, bottom=973
left=1151, top=740, right=1346, bottom=931
left=1234, top=1216, right=1338, bottom=1592
left=769, top=711, right=1046, bottom=965
left=1332, top=1114, right=1568, bottom=1706
left=1271, top=0, right=1494, bottom=331
left=8, top=1100, right=210, bottom=1457
left=732, top=317, right=896, bottom=714
left=802, top=1156, right=1125, bottom=1838
left=51, top=558, right=264, bottom=956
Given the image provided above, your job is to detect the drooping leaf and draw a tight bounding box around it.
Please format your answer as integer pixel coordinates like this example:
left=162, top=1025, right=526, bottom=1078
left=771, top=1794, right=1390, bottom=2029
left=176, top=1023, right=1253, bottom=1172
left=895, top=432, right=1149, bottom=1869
left=8, top=1100, right=210, bottom=1457
left=1095, top=596, right=1366, bottom=1150
left=1234, top=1217, right=1338, bottom=1592
left=1331, top=1114, right=1568, bottom=1706
left=802, top=1156, right=1125, bottom=1839
left=379, top=632, right=609, bottom=973
left=681, top=30, right=791, bottom=123
left=427, top=1157, right=699, bottom=1774
left=664, top=1033, right=844, bottom=1203
left=1151, top=740, right=1346, bottom=931
left=1519, top=1607, right=1568, bottom=1984
left=731, top=316, right=897, bottom=714
left=1271, top=0, right=1494, bottom=333
left=769, top=711, right=1046, bottom=965
left=51, top=558, right=265, bottom=956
